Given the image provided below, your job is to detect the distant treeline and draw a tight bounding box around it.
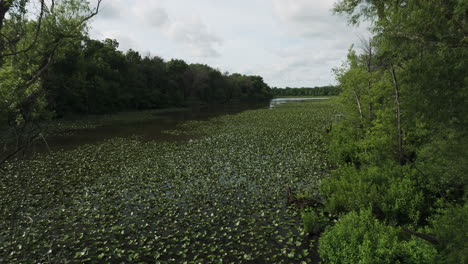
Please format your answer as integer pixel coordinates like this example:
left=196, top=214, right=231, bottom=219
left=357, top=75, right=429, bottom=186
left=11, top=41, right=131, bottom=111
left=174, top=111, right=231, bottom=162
left=271, top=86, right=341, bottom=97
left=45, top=38, right=273, bottom=116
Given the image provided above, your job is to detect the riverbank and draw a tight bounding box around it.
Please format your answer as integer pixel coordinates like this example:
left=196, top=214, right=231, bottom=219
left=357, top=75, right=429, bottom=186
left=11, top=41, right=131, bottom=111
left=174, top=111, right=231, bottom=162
left=1, top=99, right=336, bottom=263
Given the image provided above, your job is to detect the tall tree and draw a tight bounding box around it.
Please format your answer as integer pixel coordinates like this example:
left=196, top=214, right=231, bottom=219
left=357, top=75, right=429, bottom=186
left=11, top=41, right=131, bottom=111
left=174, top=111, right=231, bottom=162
left=321, top=0, right=467, bottom=261
left=0, top=0, right=101, bottom=163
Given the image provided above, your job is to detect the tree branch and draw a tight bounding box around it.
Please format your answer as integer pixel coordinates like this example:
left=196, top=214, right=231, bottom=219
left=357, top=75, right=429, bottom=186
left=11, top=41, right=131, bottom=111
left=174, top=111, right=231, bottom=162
left=1, top=0, right=46, bottom=57
left=403, top=227, right=439, bottom=245
left=0, top=0, right=12, bottom=31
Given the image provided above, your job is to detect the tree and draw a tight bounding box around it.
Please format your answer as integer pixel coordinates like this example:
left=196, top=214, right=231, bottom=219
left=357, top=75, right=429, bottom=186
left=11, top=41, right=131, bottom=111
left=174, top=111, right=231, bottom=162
left=322, top=0, right=467, bottom=261
left=165, top=59, right=189, bottom=106
left=0, top=0, right=101, bottom=163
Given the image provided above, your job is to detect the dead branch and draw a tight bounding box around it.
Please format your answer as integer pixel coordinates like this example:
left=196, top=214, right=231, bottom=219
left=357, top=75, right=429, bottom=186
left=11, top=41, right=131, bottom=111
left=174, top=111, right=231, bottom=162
left=403, top=227, right=439, bottom=245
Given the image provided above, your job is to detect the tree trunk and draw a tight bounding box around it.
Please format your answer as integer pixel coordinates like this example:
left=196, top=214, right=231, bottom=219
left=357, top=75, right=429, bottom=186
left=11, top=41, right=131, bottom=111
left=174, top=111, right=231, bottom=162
left=0, top=0, right=11, bottom=55
left=353, top=90, right=363, bottom=119
left=0, top=0, right=11, bottom=31
left=391, top=65, right=404, bottom=164
left=366, top=39, right=373, bottom=121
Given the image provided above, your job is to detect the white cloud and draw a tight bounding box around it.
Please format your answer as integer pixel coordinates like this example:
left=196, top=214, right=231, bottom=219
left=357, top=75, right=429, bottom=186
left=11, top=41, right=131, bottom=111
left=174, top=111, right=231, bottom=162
left=132, top=2, right=169, bottom=28
left=94, top=30, right=137, bottom=52
left=167, top=18, right=223, bottom=58
left=273, top=0, right=367, bottom=38
left=98, top=3, right=120, bottom=20
left=88, top=0, right=371, bottom=87
left=131, top=2, right=222, bottom=58
left=273, top=0, right=333, bottom=21
left=267, top=0, right=371, bottom=86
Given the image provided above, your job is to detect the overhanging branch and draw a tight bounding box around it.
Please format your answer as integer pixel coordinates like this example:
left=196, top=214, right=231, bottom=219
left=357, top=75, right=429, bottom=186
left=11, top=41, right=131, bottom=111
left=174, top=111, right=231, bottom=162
left=0, top=0, right=45, bottom=57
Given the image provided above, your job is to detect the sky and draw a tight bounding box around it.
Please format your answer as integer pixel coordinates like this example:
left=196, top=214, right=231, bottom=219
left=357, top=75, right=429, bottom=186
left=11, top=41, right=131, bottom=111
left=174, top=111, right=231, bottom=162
left=88, top=0, right=370, bottom=88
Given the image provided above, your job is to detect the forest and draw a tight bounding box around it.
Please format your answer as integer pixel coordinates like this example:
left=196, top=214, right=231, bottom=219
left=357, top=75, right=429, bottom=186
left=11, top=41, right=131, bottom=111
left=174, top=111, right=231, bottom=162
left=316, top=0, right=467, bottom=263
left=45, top=38, right=273, bottom=116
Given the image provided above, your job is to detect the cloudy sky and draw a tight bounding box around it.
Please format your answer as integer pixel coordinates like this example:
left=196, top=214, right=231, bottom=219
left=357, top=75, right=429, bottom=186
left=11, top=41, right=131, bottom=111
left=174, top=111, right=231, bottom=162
left=88, top=0, right=370, bottom=88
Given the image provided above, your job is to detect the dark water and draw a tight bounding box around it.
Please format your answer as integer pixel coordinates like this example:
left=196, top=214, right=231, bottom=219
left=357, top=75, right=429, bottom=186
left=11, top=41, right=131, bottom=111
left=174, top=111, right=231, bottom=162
left=26, top=102, right=269, bottom=154
left=5, top=98, right=328, bottom=156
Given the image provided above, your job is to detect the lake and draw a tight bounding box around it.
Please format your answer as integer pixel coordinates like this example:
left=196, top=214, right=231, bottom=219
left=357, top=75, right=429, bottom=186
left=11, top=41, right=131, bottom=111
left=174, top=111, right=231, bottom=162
left=7, top=98, right=329, bottom=156
left=270, top=97, right=329, bottom=108
left=2, top=99, right=335, bottom=263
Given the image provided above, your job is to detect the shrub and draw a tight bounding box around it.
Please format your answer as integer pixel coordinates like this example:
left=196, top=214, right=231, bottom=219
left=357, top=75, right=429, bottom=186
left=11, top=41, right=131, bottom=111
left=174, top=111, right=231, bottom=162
left=430, top=204, right=468, bottom=264
left=301, top=209, right=328, bottom=234
left=320, top=164, right=424, bottom=225
left=319, top=210, right=437, bottom=264
left=328, top=120, right=363, bottom=166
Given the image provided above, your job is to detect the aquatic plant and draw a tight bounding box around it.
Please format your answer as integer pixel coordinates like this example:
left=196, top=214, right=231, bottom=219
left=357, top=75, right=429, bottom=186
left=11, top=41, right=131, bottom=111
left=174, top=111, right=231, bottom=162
left=1, top=100, right=335, bottom=263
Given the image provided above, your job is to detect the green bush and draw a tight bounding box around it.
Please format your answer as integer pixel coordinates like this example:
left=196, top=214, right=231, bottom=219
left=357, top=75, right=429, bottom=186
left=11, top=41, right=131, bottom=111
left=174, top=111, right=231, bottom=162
left=319, top=210, right=437, bottom=264
left=430, top=204, right=468, bottom=264
left=301, top=209, right=328, bottom=234
left=320, top=164, right=424, bottom=225
left=416, top=135, right=468, bottom=203
left=328, top=120, right=363, bottom=165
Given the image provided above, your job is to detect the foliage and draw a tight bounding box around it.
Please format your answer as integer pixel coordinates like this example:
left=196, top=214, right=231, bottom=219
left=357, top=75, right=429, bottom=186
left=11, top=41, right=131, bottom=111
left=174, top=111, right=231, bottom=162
left=319, top=210, right=437, bottom=264
left=301, top=209, right=328, bottom=234
left=44, top=39, right=273, bottom=117
left=0, top=100, right=334, bottom=263
left=319, top=0, right=468, bottom=262
left=1, top=1, right=272, bottom=162
left=321, top=164, right=424, bottom=225
left=0, top=0, right=100, bottom=162
left=429, top=204, right=468, bottom=264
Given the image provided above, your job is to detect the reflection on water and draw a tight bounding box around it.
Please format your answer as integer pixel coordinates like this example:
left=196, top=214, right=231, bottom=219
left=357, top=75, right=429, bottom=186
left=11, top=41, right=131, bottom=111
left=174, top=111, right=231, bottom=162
left=269, top=98, right=329, bottom=108
left=27, top=102, right=269, bottom=154
left=7, top=98, right=329, bottom=156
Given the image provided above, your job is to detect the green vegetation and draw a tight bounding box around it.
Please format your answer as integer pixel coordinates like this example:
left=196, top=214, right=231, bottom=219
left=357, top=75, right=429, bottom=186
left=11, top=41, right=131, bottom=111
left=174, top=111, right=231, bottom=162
left=1, top=0, right=466, bottom=263
left=271, top=86, right=340, bottom=97
left=301, top=209, right=328, bottom=234
left=428, top=204, right=468, bottom=264
left=319, top=210, right=437, bottom=264
left=317, top=0, right=467, bottom=262
left=0, top=0, right=272, bottom=163
left=46, top=41, right=272, bottom=116
left=46, top=108, right=188, bottom=134
left=0, top=0, right=103, bottom=162
left=1, top=100, right=334, bottom=263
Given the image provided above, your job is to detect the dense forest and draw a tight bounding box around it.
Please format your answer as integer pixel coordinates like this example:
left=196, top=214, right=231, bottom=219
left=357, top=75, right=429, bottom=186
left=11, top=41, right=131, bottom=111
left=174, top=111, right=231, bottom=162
left=316, top=0, right=467, bottom=263
left=271, top=86, right=341, bottom=97
left=45, top=38, right=273, bottom=116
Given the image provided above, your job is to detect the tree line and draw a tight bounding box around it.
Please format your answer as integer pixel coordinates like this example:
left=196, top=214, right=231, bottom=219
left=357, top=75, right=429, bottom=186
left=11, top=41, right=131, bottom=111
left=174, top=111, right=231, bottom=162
left=0, top=0, right=272, bottom=161
left=45, top=38, right=273, bottom=116
left=316, top=0, right=467, bottom=263
left=271, top=85, right=341, bottom=97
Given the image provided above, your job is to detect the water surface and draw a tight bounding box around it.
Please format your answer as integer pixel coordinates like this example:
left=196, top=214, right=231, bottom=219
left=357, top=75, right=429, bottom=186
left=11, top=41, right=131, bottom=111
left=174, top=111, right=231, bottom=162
left=9, top=98, right=328, bottom=156
left=30, top=103, right=269, bottom=154
left=270, top=97, right=329, bottom=108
